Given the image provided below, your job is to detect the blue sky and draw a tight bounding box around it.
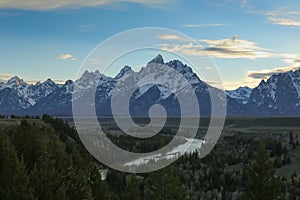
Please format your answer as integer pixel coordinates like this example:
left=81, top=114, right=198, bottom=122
left=0, top=0, right=300, bottom=89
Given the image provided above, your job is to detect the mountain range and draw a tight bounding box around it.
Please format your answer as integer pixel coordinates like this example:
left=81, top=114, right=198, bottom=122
left=1, top=54, right=300, bottom=116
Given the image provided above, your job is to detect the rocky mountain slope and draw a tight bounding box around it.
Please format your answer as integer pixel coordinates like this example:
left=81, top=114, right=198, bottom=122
left=1, top=55, right=300, bottom=116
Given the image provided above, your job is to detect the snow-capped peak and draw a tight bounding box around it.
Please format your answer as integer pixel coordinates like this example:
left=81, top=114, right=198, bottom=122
left=286, top=69, right=300, bottom=97
left=63, top=80, right=74, bottom=94
left=115, top=66, right=132, bottom=79
left=226, top=86, right=253, bottom=104
left=148, top=54, right=164, bottom=64
left=7, top=76, right=25, bottom=86
left=79, top=70, right=101, bottom=82
left=166, top=60, right=201, bottom=84
left=76, top=70, right=114, bottom=90
left=64, top=80, right=74, bottom=85
left=43, top=78, right=56, bottom=86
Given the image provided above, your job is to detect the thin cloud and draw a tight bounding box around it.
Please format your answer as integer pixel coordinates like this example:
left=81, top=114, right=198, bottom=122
left=282, top=54, right=300, bottom=64
left=58, top=53, right=76, bottom=61
left=240, top=0, right=249, bottom=7
left=242, top=54, right=300, bottom=85
left=26, top=79, right=67, bottom=85
left=158, top=34, right=188, bottom=41
left=158, top=35, right=275, bottom=59
left=0, top=0, right=171, bottom=10
left=184, top=24, right=224, bottom=28
left=201, top=35, right=274, bottom=59
left=202, top=0, right=250, bottom=9
left=223, top=62, right=300, bottom=90
left=0, top=73, right=14, bottom=82
left=246, top=65, right=300, bottom=80
left=266, top=10, right=300, bottom=27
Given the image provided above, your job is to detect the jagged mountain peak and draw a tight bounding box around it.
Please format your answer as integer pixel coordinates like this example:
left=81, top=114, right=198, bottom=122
left=7, top=76, right=25, bottom=86
left=81, top=70, right=102, bottom=78
left=33, top=78, right=58, bottom=89
left=42, top=78, right=57, bottom=86
left=148, top=54, right=164, bottom=64
left=166, top=60, right=202, bottom=85
left=82, top=70, right=95, bottom=77
left=115, top=65, right=133, bottom=79
left=166, top=59, right=190, bottom=72
left=247, top=68, right=300, bottom=115
left=80, top=70, right=103, bottom=81
left=239, top=86, right=252, bottom=90
left=226, top=86, right=253, bottom=104
left=64, top=80, right=74, bottom=85
left=76, top=70, right=114, bottom=90
left=2, top=59, right=300, bottom=116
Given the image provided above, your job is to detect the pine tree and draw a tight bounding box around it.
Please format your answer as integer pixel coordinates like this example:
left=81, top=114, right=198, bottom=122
left=164, top=166, right=186, bottom=200
left=30, top=152, right=68, bottom=200
left=0, top=131, right=34, bottom=199
left=90, top=166, right=111, bottom=200
left=144, top=166, right=186, bottom=200
left=29, top=125, right=71, bottom=200
left=122, top=175, right=141, bottom=200
left=289, top=131, right=294, bottom=144
left=241, top=141, right=283, bottom=200
left=12, top=120, right=47, bottom=170
left=66, top=168, right=94, bottom=200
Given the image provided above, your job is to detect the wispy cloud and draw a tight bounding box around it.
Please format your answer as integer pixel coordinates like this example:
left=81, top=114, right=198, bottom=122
left=184, top=24, right=224, bottom=28
left=58, top=53, right=77, bottom=61
left=222, top=61, right=300, bottom=90
left=240, top=0, right=249, bottom=7
left=26, top=79, right=67, bottom=85
left=158, top=35, right=275, bottom=59
left=201, top=0, right=249, bottom=8
left=246, top=54, right=300, bottom=80
left=158, top=34, right=300, bottom=90
left=201, top=35, right=274, bottom=59
left=0, top=73, right=14, bottom=82
left=0, top=0, right=171, bottom=10
left=266, top=10, right=300, bottom=27
left=281, top=54, right=300, bottom=65
left=158, top=34, right=188, bottom=41
left=246, top=65, right=300, bottom=80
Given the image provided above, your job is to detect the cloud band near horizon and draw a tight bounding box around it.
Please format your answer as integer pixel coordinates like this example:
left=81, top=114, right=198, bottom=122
left=0, top=0, right=171, bottom=10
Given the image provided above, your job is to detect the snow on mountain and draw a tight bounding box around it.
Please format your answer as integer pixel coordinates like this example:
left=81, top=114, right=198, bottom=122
left=133, top=57, right=204, bottom=101
left=0, top=55, right=227, bottom=116
left=247, top=69, right=300, bottom=115
left=226, top=86, right=252, bottom=104
left=0, top=76, right=32, bottom=109
left=27, top=79, right=60, bottom=105
left=287, top=70, right=300, bottom=98
left=114, top=66, right=132, bottom=79
left=165, top=60, right=201, bottom=85
left=148, top=54, right=164, bottom=64
left=1, top=55, right=300, bottom=116
left=0, top=76, right=60, bottom=111
left=75, top=70, right=115, bottom=92
left=6, top=76, right=25, bottom=87
left=64, top=80, right=74, bottom=94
